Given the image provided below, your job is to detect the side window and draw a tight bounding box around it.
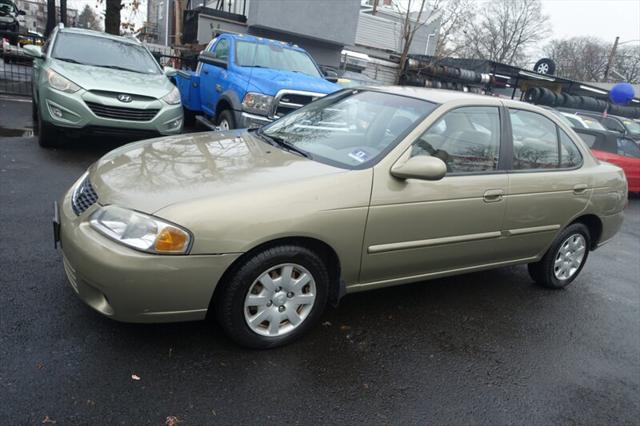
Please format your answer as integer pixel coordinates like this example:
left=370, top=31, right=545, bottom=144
left=617, top=138, right=640, bottom=158
left=196, top=38, right=216, bottom=75
left=576, top=133, right=596, bottom=148
left=510, top=109, right=558, bottom=169
left=411, top=106, right=501, bottom=173
left=559, top=130, right=583, bottom=168
left=213, top=38, right=229, bottom=61
left=603, top=118, right=624, bottom=133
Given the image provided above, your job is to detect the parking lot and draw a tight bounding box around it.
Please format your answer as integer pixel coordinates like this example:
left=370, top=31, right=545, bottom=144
left=0, top=96, right=638, bottom=424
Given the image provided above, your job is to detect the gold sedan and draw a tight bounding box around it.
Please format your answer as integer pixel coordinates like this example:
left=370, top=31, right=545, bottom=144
left=56, top=87, right=627, bottom=348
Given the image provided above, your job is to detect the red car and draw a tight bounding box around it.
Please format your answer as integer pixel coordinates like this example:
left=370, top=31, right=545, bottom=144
left=574, top=128, right=640, bottom=193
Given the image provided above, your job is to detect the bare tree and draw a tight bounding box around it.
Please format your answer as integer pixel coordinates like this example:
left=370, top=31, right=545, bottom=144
left=544, top=37, right=640, bottom=83
left=78, top=4, right=103, bottom=31
left=103, top=0, right=123, bottom=35
left=461, top=0, right=549, bottom=66
left=433, top=0, right=476, bottom=58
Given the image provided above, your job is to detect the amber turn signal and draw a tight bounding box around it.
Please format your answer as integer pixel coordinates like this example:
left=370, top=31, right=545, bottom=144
left=154, top=226, right=189, bottom=253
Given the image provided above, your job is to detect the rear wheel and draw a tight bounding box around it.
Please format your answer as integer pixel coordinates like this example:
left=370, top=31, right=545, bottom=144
left=528, top=223, right=590, bottom=289
left=215, top=245, right=329, bottom=348
left=216, top=109, right=235, bottom=131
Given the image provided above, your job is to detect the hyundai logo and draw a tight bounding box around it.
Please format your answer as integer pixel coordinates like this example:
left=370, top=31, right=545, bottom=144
left=117, top=94, right=132, bottom=103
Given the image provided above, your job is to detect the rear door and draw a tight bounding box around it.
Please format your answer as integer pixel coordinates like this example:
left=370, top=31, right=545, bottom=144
left=504, top=108, right=591, bottom=260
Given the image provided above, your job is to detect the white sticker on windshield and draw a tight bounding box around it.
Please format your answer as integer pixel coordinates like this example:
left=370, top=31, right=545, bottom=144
left=348, top=149, right=370, bottom=163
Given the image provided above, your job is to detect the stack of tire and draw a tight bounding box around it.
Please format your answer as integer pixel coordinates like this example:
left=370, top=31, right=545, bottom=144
left=525, top=87, right=640, bottom=119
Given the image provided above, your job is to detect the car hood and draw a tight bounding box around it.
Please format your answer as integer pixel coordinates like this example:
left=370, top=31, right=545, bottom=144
left=89, top=130, right=347, bottom=213
left=50, top=60, right=173, bottom=99
left=245, top=67, right=340, bottom=95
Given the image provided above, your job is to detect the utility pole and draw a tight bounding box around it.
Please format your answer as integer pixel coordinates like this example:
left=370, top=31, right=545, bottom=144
left=603, top=36, right=620, bottom=82
left=45, top=0, right=56, bottom=37
left=372, top=0, right=378, bottom=15
left=60, top=0, right=67, bottom=27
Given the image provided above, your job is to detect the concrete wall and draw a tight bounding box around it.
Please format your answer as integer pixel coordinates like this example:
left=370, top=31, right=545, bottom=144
left=247, top=0, right=360, bottom=46
left=197, top=14, right=248, bottom=44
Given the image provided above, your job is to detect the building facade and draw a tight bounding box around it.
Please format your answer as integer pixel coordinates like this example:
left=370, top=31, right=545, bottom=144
left=15, top=0, right=77, bottom=35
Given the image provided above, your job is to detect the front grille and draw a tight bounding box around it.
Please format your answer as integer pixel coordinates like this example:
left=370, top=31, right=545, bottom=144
left=85, top=101, right=159, bottom=122
left=71, top=175, right=98, bottom=215
left=273, top=91, right=324, bottom=118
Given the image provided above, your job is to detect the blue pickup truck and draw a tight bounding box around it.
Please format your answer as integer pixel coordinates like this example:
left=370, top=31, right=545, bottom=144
left=175, top=33, right=340, bottom=130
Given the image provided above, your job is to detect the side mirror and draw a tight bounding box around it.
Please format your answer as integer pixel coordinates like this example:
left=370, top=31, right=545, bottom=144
left=198, top=50, right=227, bottom=69
left=23, top=44, right=43, bottom=58
left=163, top=66, right=177, bottom=77
left=390, top=155, right=447, bottom=181
left=18, top=10, right=26, bottom=15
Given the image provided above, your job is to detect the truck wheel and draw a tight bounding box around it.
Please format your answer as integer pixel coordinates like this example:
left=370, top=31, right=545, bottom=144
left=217, top=109, right=235, bottom=130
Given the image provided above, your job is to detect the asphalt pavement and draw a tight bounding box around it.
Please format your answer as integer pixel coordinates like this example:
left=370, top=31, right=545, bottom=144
left=1, top=97, right=639, bottom=425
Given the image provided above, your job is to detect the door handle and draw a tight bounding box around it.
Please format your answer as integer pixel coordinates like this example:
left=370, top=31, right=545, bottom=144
left=573, top=184, right=588, bottom=194
left=215, top=84, right=222, bottom=93
left=203, top=70, right=209, bottom=74
left=483, top=189, right=504, bottom=203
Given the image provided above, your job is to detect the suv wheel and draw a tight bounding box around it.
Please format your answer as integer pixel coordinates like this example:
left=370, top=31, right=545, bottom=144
left=216, top=109, right=235, bottom=130
left=215, top=245, right=329, bottom=348
left=37, top=111, right=61, bottom=148
left=528, top=223, right=590, bottom=289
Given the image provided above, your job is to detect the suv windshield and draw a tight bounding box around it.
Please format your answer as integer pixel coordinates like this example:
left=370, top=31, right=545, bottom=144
left=262, top=90, right=436, bottom=169
left=236, top=41, right=322, bottom=78
left=51, top=33, right=160, bottom=75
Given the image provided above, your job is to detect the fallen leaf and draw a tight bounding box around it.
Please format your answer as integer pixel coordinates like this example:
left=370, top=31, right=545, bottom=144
left=36, top=362, right=44, bottom=369
left=165, top=416, right=180, bottom=426
left=339, top=325, right=351, bottom=331
left=131, top=374, right=141, bottom=381
left=42, top=416, right=56, bottom=424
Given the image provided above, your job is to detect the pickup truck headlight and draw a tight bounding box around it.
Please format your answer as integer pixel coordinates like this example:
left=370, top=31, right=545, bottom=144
left=162, top=86, right=181, bottom=105
left=90, top=205, right=191, bottom=254
left=242, top=92, right=273, bottom=115
left=46, top=69, right=81, bottom=93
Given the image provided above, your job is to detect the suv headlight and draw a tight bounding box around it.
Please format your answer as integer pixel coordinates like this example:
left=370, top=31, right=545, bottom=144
left=162, top=86, right=181, bottom=105
left=242, top=92, right=273, bottom=115
left=46, top=69, right=81, bottom=93
left=90, top=205, right=191, bottom=254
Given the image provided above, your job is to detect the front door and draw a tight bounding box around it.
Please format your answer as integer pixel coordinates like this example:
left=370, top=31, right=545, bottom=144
left=199, top=37, right=229, bottom=118
left=360, top=106, right=509, bottom=285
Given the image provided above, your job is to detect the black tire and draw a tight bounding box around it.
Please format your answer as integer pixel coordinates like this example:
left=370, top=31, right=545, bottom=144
left=528, top=223, right=591, bottom=289
left=216, top=109, right=235, bottom=130
left=37, top=111, right=61, bottom=148
left=214, top=245, right=330, bottom=349
left=183, top=107, right=196, bottom=127
left=534, top=58, right=556, bottom=75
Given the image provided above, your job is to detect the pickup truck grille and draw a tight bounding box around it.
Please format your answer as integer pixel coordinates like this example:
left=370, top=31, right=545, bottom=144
left=85, top=101, right=159, bottom=122
left=273, top=91, right=325, bottom=118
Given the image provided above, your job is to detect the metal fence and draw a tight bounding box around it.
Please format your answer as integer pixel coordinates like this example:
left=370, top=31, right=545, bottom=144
left=0, top=54, right=34, bottom=97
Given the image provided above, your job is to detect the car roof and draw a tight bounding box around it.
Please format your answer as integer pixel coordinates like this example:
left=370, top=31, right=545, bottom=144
left=58, top=27, right=140, bottom=45
left=362, top=86, right=506, bottom=104
left=220, top=32, right=307, bottom=53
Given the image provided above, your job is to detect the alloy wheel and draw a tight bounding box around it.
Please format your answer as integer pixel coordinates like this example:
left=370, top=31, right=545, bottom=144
left=553, top=234, right=586, bottom=280
left=243, top=263, right=316, bottom=337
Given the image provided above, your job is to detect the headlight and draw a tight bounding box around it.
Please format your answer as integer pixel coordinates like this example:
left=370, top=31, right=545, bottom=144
left=242, top=92, right=273, bottom=115
left=46, top=69, right=81, bottom=93
left=90, top=205, right=191, bottom=254
left=162, top=86, right=181, bottom=105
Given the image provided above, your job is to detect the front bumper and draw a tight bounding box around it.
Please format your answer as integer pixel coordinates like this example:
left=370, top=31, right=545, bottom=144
left=234, top=110, right=272, bottom=129
left=57, top=184, right=240, bottom=323
left=39, top=86, right=184, bottom=136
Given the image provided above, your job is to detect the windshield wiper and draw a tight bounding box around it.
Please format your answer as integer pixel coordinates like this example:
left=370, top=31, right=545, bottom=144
left=256, top=129, right=311, bottom=159
left=55, top=57, right=84, bottom=64
left=92, top=64, right=146, bottom=74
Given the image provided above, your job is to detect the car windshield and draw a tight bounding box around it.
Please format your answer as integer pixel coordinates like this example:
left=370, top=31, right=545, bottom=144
left=580, top=117, right=606, bottom=130
left=622, top=119, right=640, bottom=135
left=51, top=33, right=160, bottom=75
left=261, top=90, right=436, bottom=169
left=236, top=41, right=322, bottom=78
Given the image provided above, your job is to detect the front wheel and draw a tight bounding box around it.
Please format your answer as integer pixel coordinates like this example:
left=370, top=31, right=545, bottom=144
left=528, top=223, right=590, bottom=289
left=214, top=245, right=329, bottom=348
left=37, top=111, right=62, bottom=148
left=216, top=109, right=235, bottom=131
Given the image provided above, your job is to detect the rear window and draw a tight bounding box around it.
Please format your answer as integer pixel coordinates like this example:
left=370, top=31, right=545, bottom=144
left=617, top=138, right=640, bottom=158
